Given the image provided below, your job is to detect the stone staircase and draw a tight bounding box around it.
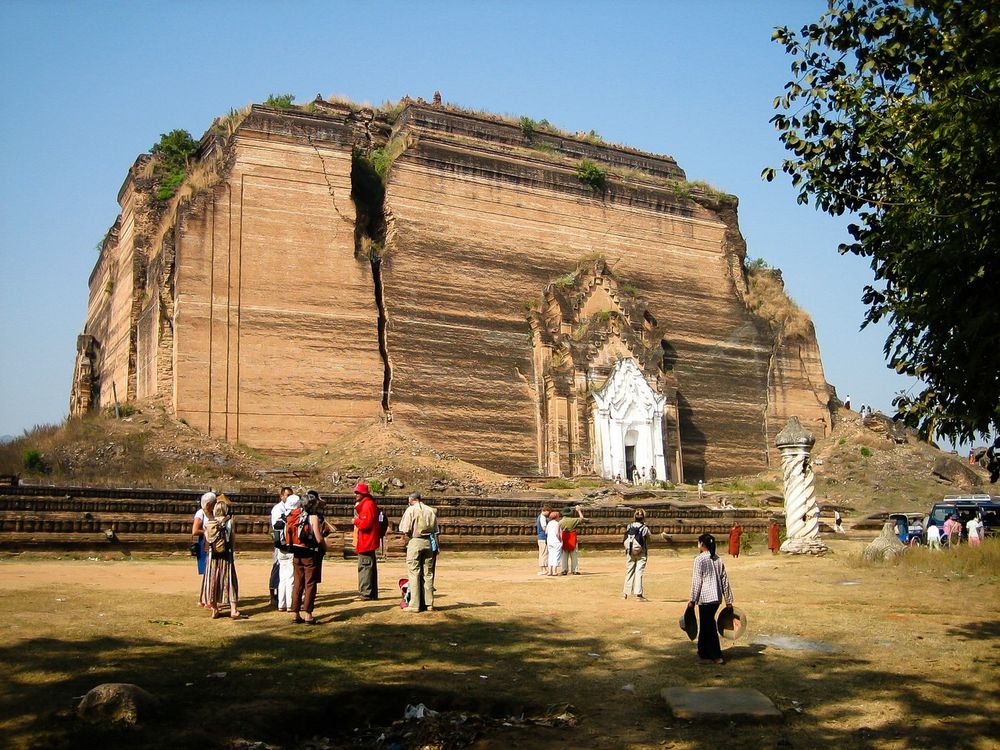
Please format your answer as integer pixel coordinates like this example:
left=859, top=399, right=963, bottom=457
left=0, top=484, right=778, bottom=554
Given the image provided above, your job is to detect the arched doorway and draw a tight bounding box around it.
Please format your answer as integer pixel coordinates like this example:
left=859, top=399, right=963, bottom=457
left=591, top=359, right=667, bottom=481
left=624, top=429, right=639, bottom=482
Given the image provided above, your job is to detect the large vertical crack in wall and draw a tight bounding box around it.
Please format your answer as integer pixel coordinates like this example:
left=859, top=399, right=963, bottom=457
left=350, top=137, right=394, bottom=417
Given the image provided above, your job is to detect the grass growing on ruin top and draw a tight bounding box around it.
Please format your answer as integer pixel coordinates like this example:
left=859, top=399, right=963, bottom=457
left=744, top=258, right=814, bottom=340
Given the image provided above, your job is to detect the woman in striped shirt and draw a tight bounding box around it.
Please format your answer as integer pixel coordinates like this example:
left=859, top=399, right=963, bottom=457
left=686, top=532, right=734, bottom=664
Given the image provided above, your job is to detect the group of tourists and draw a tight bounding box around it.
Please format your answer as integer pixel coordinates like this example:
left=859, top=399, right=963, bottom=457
left=926, top=514, right=983, bottom=549
left=189, top=486, right=741, bottom=663
left=190, top=483, right=439, bottom=623
left=612, top=466, right=659, bottom=486
left=536, top=504, right=587, bottom=576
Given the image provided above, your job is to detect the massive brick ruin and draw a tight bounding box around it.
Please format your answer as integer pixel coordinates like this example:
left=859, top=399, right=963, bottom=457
left=71, top=96, right=833, bottom=480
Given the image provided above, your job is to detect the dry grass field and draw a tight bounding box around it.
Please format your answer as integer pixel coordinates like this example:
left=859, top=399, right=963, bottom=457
left=1, top=540, right=998, bottom=749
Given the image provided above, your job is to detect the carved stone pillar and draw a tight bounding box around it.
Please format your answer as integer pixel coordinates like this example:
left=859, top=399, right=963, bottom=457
left=776, top=416, right=829, bottom=555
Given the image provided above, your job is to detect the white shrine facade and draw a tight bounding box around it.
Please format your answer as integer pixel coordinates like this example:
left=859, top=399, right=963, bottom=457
left=527, top=259, right=683, bottom=482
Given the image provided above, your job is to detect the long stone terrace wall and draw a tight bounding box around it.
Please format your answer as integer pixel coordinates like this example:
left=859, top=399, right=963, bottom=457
left=0, top=486, right=775, bottom=552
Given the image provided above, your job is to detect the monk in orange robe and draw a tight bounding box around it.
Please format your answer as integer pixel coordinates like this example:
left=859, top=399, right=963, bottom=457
left=727, top=522, right=742, bottom=557
left=767, top=520, right=781, bottom=554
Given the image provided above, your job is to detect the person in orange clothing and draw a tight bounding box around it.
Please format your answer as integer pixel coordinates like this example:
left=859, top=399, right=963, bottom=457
left=727, top=522, right=742, bottom=557
left=767, top=519, right=781, bottom=555
left=353, top=482, right=382, bottom=600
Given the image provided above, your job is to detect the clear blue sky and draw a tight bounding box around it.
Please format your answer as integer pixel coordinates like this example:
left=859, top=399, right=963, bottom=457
left=0, top=0, right=926, bottom=445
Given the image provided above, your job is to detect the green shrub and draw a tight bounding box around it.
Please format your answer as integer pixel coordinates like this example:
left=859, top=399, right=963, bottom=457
left=367, top=479, right=387, bottom=496
left=364, top=134, right=414, bottom=184
left=22, top=449, right=48, bottom=474
left=839, top=437, right=847, bottom=445
left=576, top=159, right=607, bottom=193
left=741, top=531, right=757, bottom=554
left=149, top=129, right=198, bottom=202
left=519, top=116, right=536, bottom=140
left=263, top=93, right=296, bottom=109
left=155, top=168, right=186, bottom=201
left=860, top=446, right=873, bottom=458
left=553, top=272, right=577, bottom=288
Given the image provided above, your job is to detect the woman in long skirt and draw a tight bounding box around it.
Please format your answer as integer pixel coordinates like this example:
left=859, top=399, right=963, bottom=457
left=201, top=497, right=243, bottom=619
left=687, top=532, right=734, bottom=664
left=192, top=492, right=216, bottom=605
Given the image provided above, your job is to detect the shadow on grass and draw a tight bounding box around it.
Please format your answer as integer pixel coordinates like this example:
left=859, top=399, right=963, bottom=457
left=2, top=616, right=999, bottom=749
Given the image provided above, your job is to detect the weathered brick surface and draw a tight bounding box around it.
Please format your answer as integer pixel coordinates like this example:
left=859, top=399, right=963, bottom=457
left=74, top=102, right=832, bottom=478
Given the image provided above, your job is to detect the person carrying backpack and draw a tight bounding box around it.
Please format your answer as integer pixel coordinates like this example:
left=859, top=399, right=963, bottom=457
left=353, top=482, right=385, bottom=600
left=622, top=509, right=651, bottom=601
left=559, top=504, right=587, bottom=575
left=200, top=497, right=243, bottom=619
left=268, top=486, right=292, bottom=609
left=284, top=494, right=325, bottom=624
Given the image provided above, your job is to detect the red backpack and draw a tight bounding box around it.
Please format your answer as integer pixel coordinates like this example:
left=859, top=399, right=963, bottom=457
left=562, top=529, right=578, bottom=552
left=284, top=508, right=317, bottom=550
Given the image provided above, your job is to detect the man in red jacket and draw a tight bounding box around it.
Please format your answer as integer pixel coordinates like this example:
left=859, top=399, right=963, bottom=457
left=353, top=482, right=381, bottom=600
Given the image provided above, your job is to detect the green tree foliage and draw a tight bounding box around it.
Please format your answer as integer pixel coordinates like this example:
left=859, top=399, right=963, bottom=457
left=149, top=129, right=198, bottom=201
left=765, top=0, right=1000, bottom=453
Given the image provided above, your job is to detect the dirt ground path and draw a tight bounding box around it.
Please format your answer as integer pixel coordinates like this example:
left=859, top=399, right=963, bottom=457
left=1, top=542, right=998, bottom=749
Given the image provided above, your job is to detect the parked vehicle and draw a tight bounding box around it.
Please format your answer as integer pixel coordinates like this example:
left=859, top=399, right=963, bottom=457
left=888, top=512, right=925, bottom=545
left=926, top=496, right=1000, bottom=541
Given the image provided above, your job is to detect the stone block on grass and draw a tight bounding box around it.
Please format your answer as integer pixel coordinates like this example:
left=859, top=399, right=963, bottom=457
left=661, top=687, right=782, bottom=722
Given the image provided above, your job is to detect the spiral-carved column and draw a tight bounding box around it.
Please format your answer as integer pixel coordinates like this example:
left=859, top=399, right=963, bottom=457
left=776, top=416, right=829, bottom=555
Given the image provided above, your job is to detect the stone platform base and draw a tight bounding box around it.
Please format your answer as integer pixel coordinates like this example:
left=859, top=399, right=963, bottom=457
left=780, top=537, right=830, bottom=555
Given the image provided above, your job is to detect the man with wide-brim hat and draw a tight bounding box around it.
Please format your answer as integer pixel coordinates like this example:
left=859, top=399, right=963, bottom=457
left=352, top=482, right=382, bottom=600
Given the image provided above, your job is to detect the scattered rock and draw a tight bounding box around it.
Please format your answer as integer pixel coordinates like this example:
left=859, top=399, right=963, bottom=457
left=863, top=522, right=907, bottom=561
left=931, top=456, right=982, bottom=489
left=77, top=683, right=159, bottom=726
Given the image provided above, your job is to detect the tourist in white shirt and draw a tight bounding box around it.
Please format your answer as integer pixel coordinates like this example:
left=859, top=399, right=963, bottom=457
left=926, top=523, right=942, bottom=550
left=268, top=486, right=292, bottom=608
left=967, top=517, right=983, bottom=547
left=545, top=511, right=563, bottom=576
